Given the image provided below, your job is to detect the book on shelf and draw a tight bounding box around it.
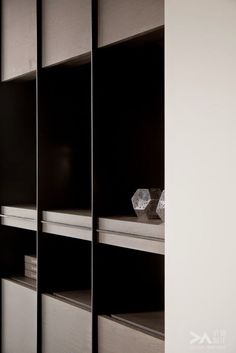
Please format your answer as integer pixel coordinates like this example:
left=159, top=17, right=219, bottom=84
left=24, top=255, right=37, bottom=265
left=24, top=269, right=37, bottom=280
left=25, top=262, right=37, bottom=272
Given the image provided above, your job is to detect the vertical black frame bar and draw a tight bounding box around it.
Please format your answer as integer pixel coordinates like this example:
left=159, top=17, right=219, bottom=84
left=91, top=0, right=98, bottom=353
left=0, top=0, right=2, bottom=352
left=36, top=0, right=42, bottom=352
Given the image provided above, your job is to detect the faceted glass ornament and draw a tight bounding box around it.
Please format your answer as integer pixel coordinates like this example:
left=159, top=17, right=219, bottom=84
left=131, top=188, right=162, bottom=220
left=156, top=190, right=165, bottom=222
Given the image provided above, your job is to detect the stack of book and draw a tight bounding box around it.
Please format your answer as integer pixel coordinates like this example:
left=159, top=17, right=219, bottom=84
left=24, top=255, right=37, bottom=280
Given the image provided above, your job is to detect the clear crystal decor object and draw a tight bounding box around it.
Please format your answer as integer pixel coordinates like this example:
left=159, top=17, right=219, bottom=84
left=131, top=188, right=162, bottom=220
left=156, top=189, right=165, bottom=222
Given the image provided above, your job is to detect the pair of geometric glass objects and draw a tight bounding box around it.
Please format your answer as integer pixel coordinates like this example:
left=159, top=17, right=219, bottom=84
left=132, top=188, right=165, bottom=222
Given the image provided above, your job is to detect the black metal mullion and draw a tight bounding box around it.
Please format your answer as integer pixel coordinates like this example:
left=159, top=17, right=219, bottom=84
left=0, top=0, right=2, bottom=350
left=36, top=0, right=42, bottom=352
left=91, top=0, right=98, bottom=352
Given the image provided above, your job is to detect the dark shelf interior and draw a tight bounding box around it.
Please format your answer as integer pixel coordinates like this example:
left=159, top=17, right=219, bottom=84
left=96, top=244, right=164, bottom=314
left=0, top=226, right=36, bottom=278
left=95, top=31, right=164, bottom=216
left=39, top=64, right=91, bottom=210
left=40, top=233, right=91, bottom=293
left=0, top=80, right=36, bottom=206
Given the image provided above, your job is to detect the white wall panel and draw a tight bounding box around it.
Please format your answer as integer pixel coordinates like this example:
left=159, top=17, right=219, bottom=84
left=166, top=1, right=236, bottom=352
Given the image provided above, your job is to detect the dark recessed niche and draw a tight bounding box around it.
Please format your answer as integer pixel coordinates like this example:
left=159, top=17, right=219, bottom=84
left=0, top=80, right=36, bottom=206
left=96, top=31, right=164, bottom=216
left=0, top=226, right=36, bottom=279
left=40, top=233, right=91, bottom=294
left=40, top=64, right=91, bottom=210
left=96, top=244, right=164, bottom=314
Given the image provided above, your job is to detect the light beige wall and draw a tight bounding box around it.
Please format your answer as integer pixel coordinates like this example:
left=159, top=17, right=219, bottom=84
left=166, top=1, right=236, bottom=352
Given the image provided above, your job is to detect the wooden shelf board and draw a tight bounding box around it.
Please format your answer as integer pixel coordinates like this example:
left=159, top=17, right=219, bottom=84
left=52, top=289, right=91, bottom=311
left=9, top=276, right=36, bottom=290
left=42, top=209, right=92, bottom=228
left=111, top=311, right=164, bottom=339
left=42, top=209, right=92, bottom=241
left=42, top=221, right=92, bottom=241
left=98, top=216, right=164, bottom=254
left=99, top=216, right=164, bottom=239
left=0, top=215, right=37, bottom=231
left=98, top=230, right=164, bottom=254
left=1, top=205, right=36, bottom=219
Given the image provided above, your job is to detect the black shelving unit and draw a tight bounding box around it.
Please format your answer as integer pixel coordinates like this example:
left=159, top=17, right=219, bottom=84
left=0, top=1, right=164, bottom=353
